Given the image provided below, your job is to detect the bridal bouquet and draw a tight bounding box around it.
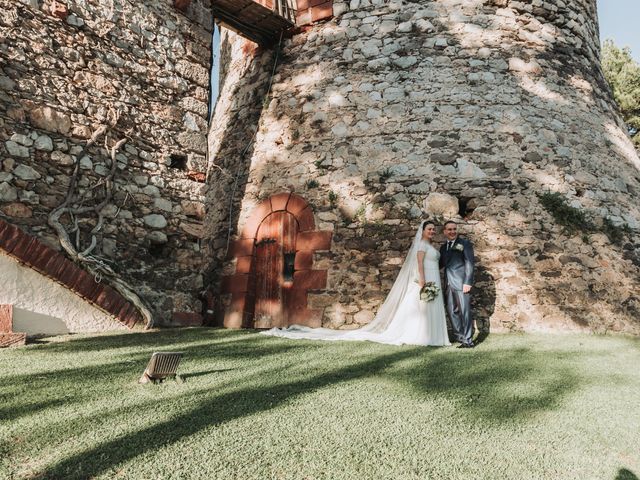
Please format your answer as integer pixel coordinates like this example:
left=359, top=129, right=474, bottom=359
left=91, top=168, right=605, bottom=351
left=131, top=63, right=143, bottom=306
left=419, top=281, right=440, bottom=302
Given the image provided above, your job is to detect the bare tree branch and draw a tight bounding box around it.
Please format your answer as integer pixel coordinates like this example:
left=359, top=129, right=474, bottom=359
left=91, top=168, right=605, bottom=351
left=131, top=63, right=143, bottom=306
left=47, top=125, right=155, bottom=329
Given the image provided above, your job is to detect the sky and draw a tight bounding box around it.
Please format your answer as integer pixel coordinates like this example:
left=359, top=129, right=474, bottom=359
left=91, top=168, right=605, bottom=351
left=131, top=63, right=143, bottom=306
left=210, top=24, right=220, bottom=119
left=597, top=0, right=640, bottom=62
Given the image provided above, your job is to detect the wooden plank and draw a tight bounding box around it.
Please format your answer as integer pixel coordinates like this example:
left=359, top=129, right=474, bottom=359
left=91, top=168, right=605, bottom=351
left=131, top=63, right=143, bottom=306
left=254, top=213, right=282, bottom=327
left=253, top=211, right=299, bottom=328
left=212, top=0, right=294, bottom=46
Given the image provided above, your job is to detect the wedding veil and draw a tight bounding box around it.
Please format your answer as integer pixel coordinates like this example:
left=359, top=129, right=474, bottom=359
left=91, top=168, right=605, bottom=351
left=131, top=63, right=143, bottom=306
left=357, top=222, right=423, bottom=333
left=260, top=222, right=425, bottom=341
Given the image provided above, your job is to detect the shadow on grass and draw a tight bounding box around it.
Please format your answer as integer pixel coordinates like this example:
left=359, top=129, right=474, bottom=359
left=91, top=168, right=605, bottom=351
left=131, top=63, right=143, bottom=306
left=393, top=347, right=581, bottom=419
left=32, top=348, right=419, bottom=479
left=26, top=327, right=249, bottom=352
left=474, top=330, right=490, bottom=346
left=0, top=330, right=316, bottom=425
left=0, top=398, right=66, bottom=423
left=182, top=368, right=234, bottom=380
left=616, top=469, right=639, bottom=480
left=15, top=328, right=319, bottom=363
left=23, top=334, right=587, bottom=479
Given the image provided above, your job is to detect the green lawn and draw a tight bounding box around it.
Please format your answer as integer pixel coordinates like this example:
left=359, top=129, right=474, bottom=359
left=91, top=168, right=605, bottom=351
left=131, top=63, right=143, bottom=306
left=1, top=329, right=639, bottom=480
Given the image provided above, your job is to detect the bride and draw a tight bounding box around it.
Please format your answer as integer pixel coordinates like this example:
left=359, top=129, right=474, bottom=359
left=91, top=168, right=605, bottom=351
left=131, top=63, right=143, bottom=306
left=262, top=220, right=451, bottom=346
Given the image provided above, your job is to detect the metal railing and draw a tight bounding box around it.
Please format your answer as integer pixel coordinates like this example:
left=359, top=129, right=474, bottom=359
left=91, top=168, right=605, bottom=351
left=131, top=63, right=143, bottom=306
left=274, top=0, right=297, bottom=24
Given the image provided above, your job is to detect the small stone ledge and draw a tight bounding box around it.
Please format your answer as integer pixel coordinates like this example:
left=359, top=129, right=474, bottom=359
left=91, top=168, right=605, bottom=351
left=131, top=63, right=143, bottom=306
left=0, top=333, right=27, bottom=348
left=170, top=311, right=204, bottom=327
left=0, top=305, right=26, bottom=348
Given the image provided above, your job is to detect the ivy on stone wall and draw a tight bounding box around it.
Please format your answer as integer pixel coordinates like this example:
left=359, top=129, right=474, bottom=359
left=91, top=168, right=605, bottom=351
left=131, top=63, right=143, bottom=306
left=539, top=191, right=630, bottom=245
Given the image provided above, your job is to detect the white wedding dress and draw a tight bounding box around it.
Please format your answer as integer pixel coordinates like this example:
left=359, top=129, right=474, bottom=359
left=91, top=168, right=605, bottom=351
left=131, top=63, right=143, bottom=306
left=261, top=225, right=451, bottom=346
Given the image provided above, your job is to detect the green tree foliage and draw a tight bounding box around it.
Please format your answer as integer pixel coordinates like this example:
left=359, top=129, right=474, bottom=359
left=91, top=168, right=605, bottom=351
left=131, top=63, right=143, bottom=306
left=602, top=39, right=640, bottom=147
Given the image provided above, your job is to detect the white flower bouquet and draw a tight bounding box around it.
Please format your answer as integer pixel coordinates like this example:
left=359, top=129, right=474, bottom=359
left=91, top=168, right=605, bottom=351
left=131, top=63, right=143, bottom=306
left=419, top=281, right=440, bottom=302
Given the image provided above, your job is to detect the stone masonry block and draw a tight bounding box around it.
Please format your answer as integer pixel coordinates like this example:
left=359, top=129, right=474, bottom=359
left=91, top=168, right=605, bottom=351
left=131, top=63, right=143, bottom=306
left=286, top=193, right=309, bottom=218
left=270, top=192, right=291, bottom=211
left=224, top=293, right=254, bottom=329
left=297, top=206, right=315, bottom=232
left=311, top=2, right=333, bottom=22
left=296, top=231, right=332, bottom=251
left=221, top=273, right=250, bottom=294
left=288, top=308, right=322, bottom=328
left=228, top=239, right=255, bottom=258
left=241, top=200, right=272, bottom=239
left=296, top=10, right=312, bottom=25
left=294, top=251, right=313, bottom=270
left=285, top=288, right=308, bottom=311
left=235, top=255, right=253, bottom=274
left=292, top=270, right=328, bottom=290
left=172, top=311, right=203, bottom=326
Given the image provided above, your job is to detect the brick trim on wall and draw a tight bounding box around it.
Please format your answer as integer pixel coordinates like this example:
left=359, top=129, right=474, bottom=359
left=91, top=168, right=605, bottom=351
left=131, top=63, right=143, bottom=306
left=219, top=192, right=332, bottom=329
left=296, top=0, right=333, bottom=26
left=0, top=218, right=143, bottom=329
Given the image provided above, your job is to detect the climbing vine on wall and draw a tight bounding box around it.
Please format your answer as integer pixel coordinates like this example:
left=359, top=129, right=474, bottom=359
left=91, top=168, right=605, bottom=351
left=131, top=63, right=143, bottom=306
left=47, top=120, right=154, bottom=328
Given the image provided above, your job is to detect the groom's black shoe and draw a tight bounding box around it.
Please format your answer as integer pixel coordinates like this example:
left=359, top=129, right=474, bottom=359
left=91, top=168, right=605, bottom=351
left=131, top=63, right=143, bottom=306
left=458, top=342, right=475, bottom=349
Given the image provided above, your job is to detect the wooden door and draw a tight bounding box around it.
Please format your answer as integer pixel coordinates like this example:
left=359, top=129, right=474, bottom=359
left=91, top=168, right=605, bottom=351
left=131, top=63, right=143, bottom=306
left=253, top=211, right=297, bottom=328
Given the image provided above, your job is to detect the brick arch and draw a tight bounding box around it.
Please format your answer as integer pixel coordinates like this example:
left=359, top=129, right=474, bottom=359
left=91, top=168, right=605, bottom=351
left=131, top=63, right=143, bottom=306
left=220, top=192, right=332, bottom=329
left=0, top=218, right=143, bottom=329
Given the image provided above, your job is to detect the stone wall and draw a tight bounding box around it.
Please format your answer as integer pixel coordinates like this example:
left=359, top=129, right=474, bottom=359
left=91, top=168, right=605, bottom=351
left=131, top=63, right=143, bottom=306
left=0, top=0, right=213, bottom=325
left=206, top=0, right=640, bottom=334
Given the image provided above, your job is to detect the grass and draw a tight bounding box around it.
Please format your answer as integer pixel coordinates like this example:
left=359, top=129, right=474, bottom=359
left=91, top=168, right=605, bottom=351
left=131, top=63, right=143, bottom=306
left=328, top=190, right=338, bottom=208
left=379, top=167, right=393, bottom=183
left=1, top=329, right=639, bottom=480
left=305, top=179, right=319, bottom=189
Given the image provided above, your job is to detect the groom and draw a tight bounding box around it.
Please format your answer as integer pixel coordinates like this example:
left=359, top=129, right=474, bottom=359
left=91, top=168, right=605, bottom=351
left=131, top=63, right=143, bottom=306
left=439, top=220, right=475, bottom=348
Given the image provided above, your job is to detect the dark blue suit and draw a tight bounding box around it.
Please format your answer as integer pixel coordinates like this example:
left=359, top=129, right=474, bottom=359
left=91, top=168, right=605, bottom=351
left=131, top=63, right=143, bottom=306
left=439, top=237, right=475, bottom=344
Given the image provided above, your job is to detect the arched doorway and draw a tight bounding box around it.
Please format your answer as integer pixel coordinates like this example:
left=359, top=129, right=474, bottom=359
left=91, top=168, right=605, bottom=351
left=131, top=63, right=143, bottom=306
left=219, top=192, right=332, bottom=329
left=254, top=211, right=297, bottom=328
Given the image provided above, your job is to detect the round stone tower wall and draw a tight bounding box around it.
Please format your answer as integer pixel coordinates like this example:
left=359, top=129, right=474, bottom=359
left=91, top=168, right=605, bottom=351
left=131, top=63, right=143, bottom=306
left=206, top=0, right=640, bottom=334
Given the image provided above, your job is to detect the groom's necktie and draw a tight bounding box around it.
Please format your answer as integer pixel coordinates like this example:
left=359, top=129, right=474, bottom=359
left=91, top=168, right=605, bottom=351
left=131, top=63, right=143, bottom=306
left=447, top=241, right=452, bottom=251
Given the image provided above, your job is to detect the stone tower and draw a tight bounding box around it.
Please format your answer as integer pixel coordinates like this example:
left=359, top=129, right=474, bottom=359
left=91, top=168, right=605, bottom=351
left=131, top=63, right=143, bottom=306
left=207, top=0, right=640, bottom=334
